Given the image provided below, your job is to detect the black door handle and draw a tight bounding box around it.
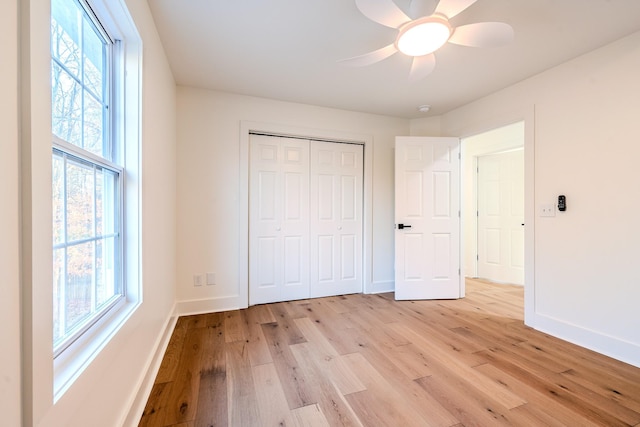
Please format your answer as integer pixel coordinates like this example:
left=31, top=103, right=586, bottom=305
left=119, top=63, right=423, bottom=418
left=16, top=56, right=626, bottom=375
left=397, top=224, right=412, bottom=229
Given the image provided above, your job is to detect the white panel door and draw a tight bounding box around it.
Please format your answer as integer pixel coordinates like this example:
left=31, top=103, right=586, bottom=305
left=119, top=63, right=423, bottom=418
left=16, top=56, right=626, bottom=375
left=249, top=134, right=310, bottom=305
left=310, top=141, right=363, bottom=298
left=477, top=149, right=524, bottom=285
left=395, top=137, right=461, bottom=300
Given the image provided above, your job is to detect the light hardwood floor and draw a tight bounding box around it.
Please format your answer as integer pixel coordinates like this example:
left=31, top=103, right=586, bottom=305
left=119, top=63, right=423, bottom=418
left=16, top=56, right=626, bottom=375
left=139, top=279, right=640, bottom=426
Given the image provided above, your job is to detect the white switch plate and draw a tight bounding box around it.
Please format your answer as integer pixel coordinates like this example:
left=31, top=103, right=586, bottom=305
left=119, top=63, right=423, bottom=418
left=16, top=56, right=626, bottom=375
left=540, top=204, right=555, bottom=217
left=193, top=274, right=204, bottom=287
left=206, top=272, right=216, bottom=286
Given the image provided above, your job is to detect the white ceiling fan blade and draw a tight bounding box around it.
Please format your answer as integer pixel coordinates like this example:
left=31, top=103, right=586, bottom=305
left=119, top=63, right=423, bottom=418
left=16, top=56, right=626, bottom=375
left=434, top=0, right=477, bottom=19
left=338, top=43, right=398, bottom=67
left=448, top=22, right=514, bottom=47
left=409, top=53, right=436, bottom=81
left=409, top=0, right=437, bottom=19
left=355, top=0, right=412, bottom=29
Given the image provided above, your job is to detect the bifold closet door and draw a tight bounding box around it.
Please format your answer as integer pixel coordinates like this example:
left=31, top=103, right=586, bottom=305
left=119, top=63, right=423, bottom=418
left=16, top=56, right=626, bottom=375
left=310, top=141, right=363, bottom=298
left=249, top=134, right=310, bottom=305
left=249, top=135, right=364, bottom=305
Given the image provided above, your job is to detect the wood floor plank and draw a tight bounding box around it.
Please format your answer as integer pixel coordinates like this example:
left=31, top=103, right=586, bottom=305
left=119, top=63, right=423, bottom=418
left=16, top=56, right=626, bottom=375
left=139, top=382, right=172, bottom=427
left=223, top=309, right=247, bottom=343
left=341, top=352, right=434, bottom=426
left=225, top=341, right=260, bottom=425
left=141, top=279, right=640, bottom=427
left=385, top=342, right=435, bottom=380
left=154, top=321, right=188, bottom=384
left=415, top=372, right=526, bottom=426
left=242, top=308, right=274, bottom=367
left=261, top=321, right=315, bottom=409
left=339, top=326, right=460, bottom=426
left=194, top=322, right=227, bottom=427
left=268, top=303, right=308, bottom=345
left=252, top=363, right=296, bottom=426
left=474, top=362, right=601, bottom=426
left=290, top=404, right=331, bottom=427
left=289, top=343, right=363, bottom=427
left=476, top=346, right=636, bottom=426
left=301, top=298, right=363, bottom=355
left=387, top=321, right=528, bottom=410
left=293, top=318, right=366, bottom=395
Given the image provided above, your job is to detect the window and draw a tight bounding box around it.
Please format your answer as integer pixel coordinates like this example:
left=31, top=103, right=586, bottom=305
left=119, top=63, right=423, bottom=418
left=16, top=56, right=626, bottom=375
left=51, top=0, right=123, bottom=355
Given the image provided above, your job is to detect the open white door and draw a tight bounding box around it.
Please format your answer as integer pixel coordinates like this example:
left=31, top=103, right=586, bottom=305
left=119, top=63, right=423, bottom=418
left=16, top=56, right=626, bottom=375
left=395, top=136, right=462, bottom=300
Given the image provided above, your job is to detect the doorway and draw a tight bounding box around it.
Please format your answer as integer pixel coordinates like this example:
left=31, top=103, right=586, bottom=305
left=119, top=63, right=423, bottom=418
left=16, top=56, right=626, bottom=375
left=462, top=121, right=525, bottom=285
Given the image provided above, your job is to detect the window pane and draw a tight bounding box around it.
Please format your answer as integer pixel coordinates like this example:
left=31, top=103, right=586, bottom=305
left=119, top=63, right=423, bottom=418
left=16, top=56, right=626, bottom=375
left=84, top=91, right=104, bottom=156
left=51, top=0, right=81, bottom=78
left=53, top=151, right=65, bottom=245
left=83, top=22, right=104, bottom=99
left=96, top=237, right=118, bottom=307
left=96, top=167, right=118, bottom=236
left=65, top=241, right=95, bottom=334
left=52, top=62, right=83, bottom=146
left=66, top=158, right=95, bottom=242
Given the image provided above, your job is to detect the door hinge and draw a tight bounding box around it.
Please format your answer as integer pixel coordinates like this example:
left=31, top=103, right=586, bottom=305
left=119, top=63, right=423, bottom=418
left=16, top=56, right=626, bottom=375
left=458, top=268, right=461, bottom=276
left=476, top=254, right=479, bottom=261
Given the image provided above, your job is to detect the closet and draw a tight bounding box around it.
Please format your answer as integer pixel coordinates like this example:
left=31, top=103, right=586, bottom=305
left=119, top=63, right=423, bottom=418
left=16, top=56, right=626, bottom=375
left=249, top=133, right=363, bottom=305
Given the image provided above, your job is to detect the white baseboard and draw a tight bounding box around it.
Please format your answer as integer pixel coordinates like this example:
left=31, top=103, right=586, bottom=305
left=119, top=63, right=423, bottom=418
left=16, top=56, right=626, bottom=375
left=174, top=294, right=246, bottom=316
left=533, top=312, right=640, bottom=369
left=121, top=304, right=178, bottom=426
left=368, top=280, right=394, bottom=294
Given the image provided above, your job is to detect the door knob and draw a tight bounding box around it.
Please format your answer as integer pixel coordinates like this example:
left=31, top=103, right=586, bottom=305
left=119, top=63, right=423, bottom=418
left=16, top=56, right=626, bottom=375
left=397, top=224, right=412, bottom=229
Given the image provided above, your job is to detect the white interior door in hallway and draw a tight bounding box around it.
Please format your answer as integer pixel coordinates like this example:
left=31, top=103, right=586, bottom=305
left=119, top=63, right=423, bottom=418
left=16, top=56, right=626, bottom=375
left=249, top=134, right=363, bottom=305
left=477, top=149, right=524, bottom=285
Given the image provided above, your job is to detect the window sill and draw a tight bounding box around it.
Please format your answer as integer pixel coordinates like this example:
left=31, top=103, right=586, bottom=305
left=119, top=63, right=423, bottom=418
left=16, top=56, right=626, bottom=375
left=53, top=297, right=140, bottom=401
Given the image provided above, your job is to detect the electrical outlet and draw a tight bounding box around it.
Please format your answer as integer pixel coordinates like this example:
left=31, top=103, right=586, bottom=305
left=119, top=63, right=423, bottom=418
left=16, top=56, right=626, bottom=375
left=206, top=272, right=216, bottom=286
left=193, top=274, right=204, bottom=287
left=539, top=204, right=555, bottom=217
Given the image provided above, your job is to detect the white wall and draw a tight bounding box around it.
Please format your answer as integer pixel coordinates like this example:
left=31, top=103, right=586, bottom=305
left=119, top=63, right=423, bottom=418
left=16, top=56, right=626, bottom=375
left=176, top=88, right=408, bottom=311
left=415, top=30, right=640, bottom=367
left=19, top=0, right=178, bottom=425
left=0, top=0, right=22, bottom=425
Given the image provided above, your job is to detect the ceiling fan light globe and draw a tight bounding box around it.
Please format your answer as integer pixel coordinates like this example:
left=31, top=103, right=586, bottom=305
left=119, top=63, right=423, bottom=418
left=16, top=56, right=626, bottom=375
left=396, top=17, right=451, bottom=57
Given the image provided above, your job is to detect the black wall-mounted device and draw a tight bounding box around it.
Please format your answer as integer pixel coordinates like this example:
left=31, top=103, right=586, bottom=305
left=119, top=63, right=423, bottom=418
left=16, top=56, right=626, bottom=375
left=558, top=195, right=566, bottom=211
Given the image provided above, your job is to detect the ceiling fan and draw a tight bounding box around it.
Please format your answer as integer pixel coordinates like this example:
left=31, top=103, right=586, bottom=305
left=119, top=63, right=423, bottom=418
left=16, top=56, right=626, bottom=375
left=340, top=0, right=514, bottom=81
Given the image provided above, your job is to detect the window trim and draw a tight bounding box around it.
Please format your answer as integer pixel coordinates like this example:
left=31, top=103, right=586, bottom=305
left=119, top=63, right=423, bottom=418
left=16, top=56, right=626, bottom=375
left=51, top=0, right=125, bottom=356
left=49, top=0, right=143, bottom=401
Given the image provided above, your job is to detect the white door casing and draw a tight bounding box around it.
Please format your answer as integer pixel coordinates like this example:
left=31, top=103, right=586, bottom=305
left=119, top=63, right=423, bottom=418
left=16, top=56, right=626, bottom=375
left=249, top=134, right=310, bottom=305
left=395, top=136, right=462, bottom=300
left=477, top=149, right=524, bottom=285
left=310, top=142, right=363, bottom=298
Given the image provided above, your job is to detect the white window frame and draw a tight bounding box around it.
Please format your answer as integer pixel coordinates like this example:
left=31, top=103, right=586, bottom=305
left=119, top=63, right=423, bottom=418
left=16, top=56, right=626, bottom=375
left=51, top=0, right=142, bottom=400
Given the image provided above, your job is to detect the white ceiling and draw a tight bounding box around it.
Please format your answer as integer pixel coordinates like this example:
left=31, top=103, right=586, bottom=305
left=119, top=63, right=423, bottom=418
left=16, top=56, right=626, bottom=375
left=147, top=0, right=640, bottom=119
